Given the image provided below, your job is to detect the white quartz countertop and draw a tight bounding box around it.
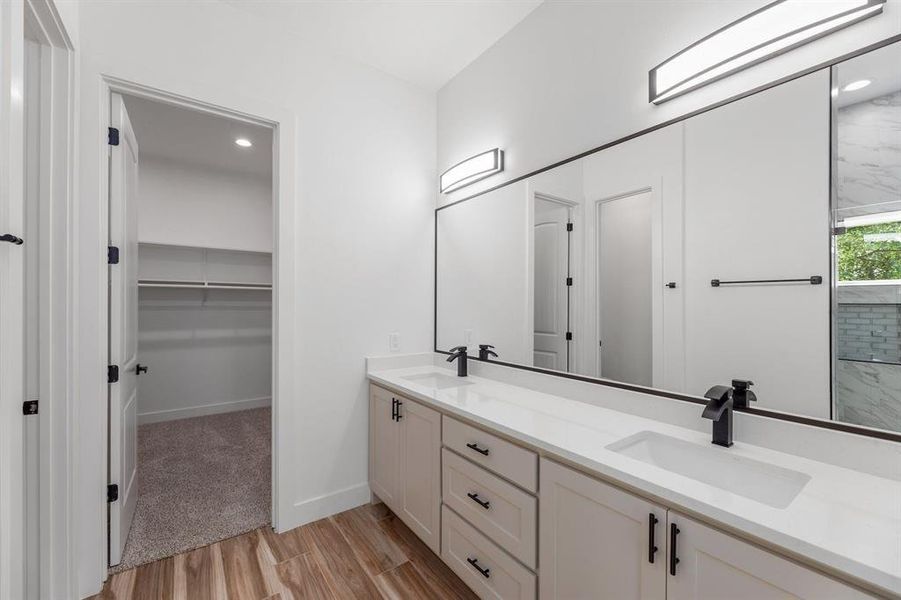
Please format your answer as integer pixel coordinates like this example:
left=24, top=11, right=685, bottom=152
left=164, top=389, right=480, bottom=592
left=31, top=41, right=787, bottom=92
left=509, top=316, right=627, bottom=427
left=368, top=364, right=901, bottom=597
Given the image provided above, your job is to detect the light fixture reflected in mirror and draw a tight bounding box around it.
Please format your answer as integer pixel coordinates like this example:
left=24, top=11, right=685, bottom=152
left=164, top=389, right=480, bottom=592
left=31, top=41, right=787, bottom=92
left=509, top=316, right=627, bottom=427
left=842, top=79, right=872, bottom=91
left=440, top=148, right=504, bottom=194
left=649, top=0, right=886, bottom=104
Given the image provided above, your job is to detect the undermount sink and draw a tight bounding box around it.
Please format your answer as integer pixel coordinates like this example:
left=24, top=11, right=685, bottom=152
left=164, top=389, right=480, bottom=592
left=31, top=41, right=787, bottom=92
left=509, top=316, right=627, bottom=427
left=402, top=372, right=474, bottom=390
left=606, top=431, right=811, bottom=509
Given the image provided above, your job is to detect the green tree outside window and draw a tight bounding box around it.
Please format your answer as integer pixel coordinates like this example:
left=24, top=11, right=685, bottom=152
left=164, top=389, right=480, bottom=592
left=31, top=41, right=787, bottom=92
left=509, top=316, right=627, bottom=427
left=837, top=221, right=901, bottom=281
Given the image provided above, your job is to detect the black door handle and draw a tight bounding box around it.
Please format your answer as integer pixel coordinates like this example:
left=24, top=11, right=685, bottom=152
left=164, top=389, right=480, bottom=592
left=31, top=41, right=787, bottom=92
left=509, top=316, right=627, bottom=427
left=467, top=492, right=490, bottom=510
left=391, top=398, right=397, bottom=421
left=466, top=557, right=490, bottom=578
left=648, top=513, right=659, bottom=563
left=670, top=523, right=680, bottom=576
left=465, top=442, right=489, bottom=456
left=136, top=364, right=148, bottom=375
left=395, top=400, right=403, bottom=420
left=1, top=234, right=23, bottom=245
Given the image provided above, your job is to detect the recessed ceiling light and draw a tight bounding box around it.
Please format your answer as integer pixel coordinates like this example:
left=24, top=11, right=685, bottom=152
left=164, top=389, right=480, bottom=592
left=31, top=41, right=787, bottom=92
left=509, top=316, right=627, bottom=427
left=842, top=79, right=872, bottom=92
left=235, top=138, right=252, bottom=148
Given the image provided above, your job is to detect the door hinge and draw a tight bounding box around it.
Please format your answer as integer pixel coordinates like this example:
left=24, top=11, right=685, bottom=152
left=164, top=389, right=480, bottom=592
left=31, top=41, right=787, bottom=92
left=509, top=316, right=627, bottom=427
left=108, top=365, right=119, bottom=384
left=107, top=484, right=119, bottom=503
left=22, top=400, right=38, bottom=415
left=566, top=277, right=573, bottom=286
left=108, top=127, right=120, bottom=146
left=565, top=331, right=573, bottom=341
left=108, top=246, right=119, bottom=265
left=566, top=222, right=573, bottom=232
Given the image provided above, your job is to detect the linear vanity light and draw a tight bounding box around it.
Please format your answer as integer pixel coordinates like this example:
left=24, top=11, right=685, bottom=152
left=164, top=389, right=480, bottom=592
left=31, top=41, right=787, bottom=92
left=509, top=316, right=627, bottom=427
left=440, top=148, right=504, bottom=194
left=649, top=0, right=886, bottom=104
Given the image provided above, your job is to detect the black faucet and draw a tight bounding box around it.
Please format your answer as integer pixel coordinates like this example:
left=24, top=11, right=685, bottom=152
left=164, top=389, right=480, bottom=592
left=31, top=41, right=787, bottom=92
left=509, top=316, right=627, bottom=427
left=731, top=379, right=756, bottom=409
left=478, top=344, right=498, bottom=361
left=702, top=385, right=734, bottom=447
left=447, top=346, right=468, bottom=377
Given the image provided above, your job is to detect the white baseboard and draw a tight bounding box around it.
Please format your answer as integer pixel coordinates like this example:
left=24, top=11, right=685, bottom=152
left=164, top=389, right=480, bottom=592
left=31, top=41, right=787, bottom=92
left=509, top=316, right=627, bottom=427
left=279, top=482, right=371, bottom=532
left=137, top=396, right=271, bottom=425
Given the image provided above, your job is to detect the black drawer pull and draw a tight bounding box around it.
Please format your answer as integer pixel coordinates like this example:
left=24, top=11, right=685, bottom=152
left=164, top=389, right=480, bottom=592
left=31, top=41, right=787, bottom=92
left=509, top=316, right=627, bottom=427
left=648, top=513, right=659, bottom=563
left=467, top=492, right=490, bottom=510
left=466, top=442, right=489, bottom=456
left=391, top=398, right=397, bottom=421
left=670, top=523, right=680, bottom=576
left=467, top=557, right=490, bottom=578
left=395, top=400, right=403, bottom=420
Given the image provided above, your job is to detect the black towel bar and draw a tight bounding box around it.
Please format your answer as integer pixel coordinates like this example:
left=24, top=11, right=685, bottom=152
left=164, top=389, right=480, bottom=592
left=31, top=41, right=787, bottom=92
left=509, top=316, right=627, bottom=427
left=711, top=275, right=822, bottom=287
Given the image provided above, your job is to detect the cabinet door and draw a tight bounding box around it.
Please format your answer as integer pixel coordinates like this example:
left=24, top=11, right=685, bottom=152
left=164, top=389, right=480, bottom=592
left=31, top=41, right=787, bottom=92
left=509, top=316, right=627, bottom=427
left=369, top=386, right=400, bottom=510
left=540, top=458, right=666, bottom=600
left=397, top=397, right=442, bottom=554
left=667, top=512, right=872, bottom=600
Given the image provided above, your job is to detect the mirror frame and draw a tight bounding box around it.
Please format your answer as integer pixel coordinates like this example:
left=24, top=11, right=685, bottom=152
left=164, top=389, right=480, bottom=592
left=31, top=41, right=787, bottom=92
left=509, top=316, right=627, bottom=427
left=434, top=33, right=901, bottom=444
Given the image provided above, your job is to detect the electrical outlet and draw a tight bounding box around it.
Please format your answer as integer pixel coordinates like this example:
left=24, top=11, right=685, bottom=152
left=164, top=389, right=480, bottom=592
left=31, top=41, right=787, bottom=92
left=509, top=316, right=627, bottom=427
left=464, top=329, right=473, bottom=346
left=389, top=332, right=400, bottom=352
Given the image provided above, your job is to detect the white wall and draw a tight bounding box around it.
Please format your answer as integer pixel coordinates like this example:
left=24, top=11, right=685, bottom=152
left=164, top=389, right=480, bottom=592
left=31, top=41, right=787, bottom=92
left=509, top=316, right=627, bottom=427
left=437, top=0, right=901, bottom=205
left=683, top=72, right=831, bottom=418
left=138, top=155, right=272, bottom=253
left=437, top=180, right=530, bottom=363
left=73, top=2, right=435, bottom=597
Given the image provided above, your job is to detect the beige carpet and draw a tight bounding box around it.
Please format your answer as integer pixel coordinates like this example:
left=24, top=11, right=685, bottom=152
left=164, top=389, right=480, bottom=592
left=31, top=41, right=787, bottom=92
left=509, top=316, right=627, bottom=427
left=113, top=407, right=271, bottom=572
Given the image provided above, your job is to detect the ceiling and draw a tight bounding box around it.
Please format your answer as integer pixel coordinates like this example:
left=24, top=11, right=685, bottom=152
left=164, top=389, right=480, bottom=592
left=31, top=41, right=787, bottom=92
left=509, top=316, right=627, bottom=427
left=220, top=0, right=544, bottom=92
left=122, top=95, right=272, bottom=178
left=834, top=42, right=901, bottom=108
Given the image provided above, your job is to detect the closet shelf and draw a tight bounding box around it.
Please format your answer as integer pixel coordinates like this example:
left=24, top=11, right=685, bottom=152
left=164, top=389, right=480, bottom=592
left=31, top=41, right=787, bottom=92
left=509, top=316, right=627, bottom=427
left=138, top=279, right=272, bottom=291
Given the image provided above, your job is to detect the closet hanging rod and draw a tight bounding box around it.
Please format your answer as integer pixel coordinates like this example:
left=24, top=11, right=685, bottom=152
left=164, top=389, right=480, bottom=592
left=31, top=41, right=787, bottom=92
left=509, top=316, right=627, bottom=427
left=710, top=275, right=823, bottom=287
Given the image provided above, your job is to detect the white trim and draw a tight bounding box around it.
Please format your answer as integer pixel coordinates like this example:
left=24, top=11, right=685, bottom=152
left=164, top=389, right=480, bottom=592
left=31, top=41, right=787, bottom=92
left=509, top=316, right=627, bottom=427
left=288, top=483, right=372, bottom=527
left=137, top=396, right=272, bottom=425
left=0, top=2, right=26, bottom=599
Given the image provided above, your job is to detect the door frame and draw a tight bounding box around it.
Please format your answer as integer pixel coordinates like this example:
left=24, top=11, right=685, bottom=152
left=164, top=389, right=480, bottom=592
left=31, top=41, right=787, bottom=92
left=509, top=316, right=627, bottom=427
left=527, top=191, right=582, bottom=373
left=2, top=0, right=75, bottom=598
left=83, top=75, right=294, bottom=586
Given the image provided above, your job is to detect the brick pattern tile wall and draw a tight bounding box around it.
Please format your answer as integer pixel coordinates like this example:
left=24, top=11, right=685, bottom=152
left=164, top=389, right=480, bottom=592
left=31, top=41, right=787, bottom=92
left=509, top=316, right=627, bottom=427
left=836, top=303, right=901, bottom=363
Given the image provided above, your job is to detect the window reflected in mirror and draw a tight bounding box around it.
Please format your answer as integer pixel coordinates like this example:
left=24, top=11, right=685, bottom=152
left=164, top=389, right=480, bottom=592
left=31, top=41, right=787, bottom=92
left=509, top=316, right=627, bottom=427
left=833, top=41, right=901, bottom=432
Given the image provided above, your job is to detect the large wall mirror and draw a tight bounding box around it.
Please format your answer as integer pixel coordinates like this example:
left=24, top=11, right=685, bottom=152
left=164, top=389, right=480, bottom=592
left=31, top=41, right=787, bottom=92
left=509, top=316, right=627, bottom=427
left=436, top=39, right=901, bottom=438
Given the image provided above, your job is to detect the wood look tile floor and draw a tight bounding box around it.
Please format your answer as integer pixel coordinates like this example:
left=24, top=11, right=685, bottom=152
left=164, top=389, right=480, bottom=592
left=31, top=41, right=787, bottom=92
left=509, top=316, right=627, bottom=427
left=91, top=503, right=477, bottom=600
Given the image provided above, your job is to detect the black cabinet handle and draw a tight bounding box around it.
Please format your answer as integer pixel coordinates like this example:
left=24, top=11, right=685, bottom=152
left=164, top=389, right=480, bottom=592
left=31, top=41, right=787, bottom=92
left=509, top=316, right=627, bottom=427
left=670, top=523, right=680, bottom=576
left=648, top=513, right=659, bottom=563
left=467, top=492, right=490, bottom=510
left=466, top=442, right=489, bottom=456
left=136, top=364, right=148, bottom=375
left=395, top=400, right=403, bottom=420
left=1, top=234, right=23, bottom=245
left=391, top=398, right=397, bottom=421
left=466, top=557, right=490, bottom=578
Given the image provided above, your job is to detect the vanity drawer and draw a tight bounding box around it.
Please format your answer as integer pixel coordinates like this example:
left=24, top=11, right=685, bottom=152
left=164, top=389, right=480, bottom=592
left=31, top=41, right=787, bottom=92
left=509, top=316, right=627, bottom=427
left=441, top=505, right=536, bottom=600
left=443, top=416, right=538, bottom=492
left=442, top=449, right=537, bottom=568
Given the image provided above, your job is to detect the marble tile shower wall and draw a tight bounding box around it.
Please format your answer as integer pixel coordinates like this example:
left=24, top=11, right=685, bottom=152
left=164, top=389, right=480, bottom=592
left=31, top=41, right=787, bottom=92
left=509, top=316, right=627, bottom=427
left=837, top=303, right=901, bottom=363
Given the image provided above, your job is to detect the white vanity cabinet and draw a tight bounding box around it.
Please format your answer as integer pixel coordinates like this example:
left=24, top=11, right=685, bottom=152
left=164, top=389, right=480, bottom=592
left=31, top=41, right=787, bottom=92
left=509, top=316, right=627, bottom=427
left=539, top=457, right=667, bottom=599
left=667, top=512, right=872, bottom=600
left=369, top=385, right=442, bottom=553
left=541, top=458, right=873, bottom=600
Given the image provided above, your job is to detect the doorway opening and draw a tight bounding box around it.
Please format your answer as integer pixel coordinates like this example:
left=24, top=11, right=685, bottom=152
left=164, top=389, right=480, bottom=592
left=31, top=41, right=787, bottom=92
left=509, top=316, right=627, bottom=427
left=596, top=189, right=653, bottom=387
left=106, top=92, right=275, bottom=571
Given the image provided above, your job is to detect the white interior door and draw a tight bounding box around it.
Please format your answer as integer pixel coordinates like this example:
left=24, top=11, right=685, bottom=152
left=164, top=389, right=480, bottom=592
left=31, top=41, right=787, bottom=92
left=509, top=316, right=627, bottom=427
left=533, top=198, right=571, bottom=371
left=108, top=92, right=139, bottom=566
left=598, top=191, right=652, bottom=386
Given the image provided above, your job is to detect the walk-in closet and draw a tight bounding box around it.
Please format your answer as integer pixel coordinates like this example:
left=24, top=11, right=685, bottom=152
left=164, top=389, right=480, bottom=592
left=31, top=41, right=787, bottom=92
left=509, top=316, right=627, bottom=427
left=111, top=95, right=274, bottom=570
